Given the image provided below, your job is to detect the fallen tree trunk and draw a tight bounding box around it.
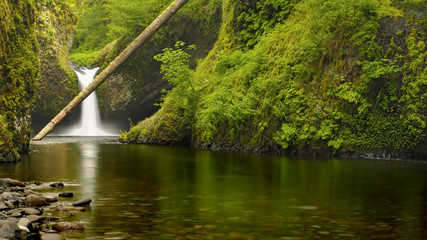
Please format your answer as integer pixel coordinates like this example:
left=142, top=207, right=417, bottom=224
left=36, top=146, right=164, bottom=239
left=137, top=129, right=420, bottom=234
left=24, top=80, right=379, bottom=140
left=33, top=0, right=189, bottom=141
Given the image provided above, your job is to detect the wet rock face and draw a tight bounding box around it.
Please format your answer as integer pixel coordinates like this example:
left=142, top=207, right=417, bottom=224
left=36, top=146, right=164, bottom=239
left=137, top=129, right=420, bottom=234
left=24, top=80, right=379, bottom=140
left=0, top=178, right=90, bottom=239
left=377, top=17, right=411, bottom=55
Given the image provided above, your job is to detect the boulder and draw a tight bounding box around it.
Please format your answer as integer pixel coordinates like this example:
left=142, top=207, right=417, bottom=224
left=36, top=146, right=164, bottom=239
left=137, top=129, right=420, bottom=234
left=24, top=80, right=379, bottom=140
left=0, top=220, right=19, bottom=240
left=25, top=195, right=49, bottom=207
left=72, top=198, right=92, bottom=206
left=0, top=178, right=25, bottom=187
left=52, top=222, right=84, bottom=232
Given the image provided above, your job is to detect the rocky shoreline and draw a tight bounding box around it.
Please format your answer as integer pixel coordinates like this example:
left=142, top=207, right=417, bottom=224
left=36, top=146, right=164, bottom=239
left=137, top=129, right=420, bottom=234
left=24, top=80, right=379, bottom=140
left=0, top=178, right=90, bottom=240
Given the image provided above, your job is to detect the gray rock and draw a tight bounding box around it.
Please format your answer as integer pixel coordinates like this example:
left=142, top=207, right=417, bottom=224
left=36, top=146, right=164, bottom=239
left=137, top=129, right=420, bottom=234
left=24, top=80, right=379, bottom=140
left=5, top=218, right=19, bottom=223
left=0, top=220, right=19, bottom=240
left=72, top=198, right=92, bottom=206
left=22, top=208, right=41, bottom=215
left=4, top=201, right=14, bottom=210
left=18, top=218, right=30, bottom=228
left=25, top=195, right=49, bottom=207
left=7, top=209, right=24, bottom=218
left=18, top=225, right=30, bottom=233
left=58, top=192, right=73, bottom=198
left=26, top=215, right=44, bottom=223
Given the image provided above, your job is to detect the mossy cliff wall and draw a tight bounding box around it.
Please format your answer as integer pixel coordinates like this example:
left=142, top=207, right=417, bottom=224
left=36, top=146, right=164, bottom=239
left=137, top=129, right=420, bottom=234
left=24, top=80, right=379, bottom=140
left=122, top=0, right=427, bottom=159
left=32, top=0, right=78, bottom=129
left=0, top=0, right=39, bottom=162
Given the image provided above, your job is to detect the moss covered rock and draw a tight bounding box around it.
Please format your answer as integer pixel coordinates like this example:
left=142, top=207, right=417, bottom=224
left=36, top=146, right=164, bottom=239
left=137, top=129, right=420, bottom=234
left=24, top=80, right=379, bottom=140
left=0, top=0, right=39, bottom=162
left=32, top=0, right=78, bottom=128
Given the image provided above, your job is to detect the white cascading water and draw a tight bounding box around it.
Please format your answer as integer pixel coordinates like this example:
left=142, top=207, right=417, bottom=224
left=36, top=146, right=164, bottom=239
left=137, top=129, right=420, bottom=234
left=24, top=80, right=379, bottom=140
left=64, top=67, right=114, bottom=136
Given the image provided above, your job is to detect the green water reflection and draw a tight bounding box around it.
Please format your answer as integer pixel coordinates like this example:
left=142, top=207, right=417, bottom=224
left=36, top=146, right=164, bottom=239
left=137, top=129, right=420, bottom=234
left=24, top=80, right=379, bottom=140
left=1, top=137, right=427, bottom=239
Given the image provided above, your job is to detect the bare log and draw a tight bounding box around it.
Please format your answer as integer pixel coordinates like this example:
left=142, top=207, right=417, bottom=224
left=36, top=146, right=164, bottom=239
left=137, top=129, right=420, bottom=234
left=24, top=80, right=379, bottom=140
left=33, top=0, right=189, bottom=141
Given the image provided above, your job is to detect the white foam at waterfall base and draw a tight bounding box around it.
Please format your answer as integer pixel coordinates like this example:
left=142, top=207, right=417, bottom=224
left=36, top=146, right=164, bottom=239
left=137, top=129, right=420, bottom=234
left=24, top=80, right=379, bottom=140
left=61, top=67, right=117, bottom=136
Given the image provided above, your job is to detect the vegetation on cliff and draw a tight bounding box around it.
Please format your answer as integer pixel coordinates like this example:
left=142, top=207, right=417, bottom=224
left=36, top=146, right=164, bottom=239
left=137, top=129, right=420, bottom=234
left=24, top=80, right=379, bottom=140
left=122, top=0, right=427, bottom=157
left=0, top=0, right=39, bottom=161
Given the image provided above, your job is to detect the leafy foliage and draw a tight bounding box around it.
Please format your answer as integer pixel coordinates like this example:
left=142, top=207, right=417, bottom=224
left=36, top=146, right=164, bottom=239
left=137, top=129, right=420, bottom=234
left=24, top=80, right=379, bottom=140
left=234, top=0, right=297, bottom=48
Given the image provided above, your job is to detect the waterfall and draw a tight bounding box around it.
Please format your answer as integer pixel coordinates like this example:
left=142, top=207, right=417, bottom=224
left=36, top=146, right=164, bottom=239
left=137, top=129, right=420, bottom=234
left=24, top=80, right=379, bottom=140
left=62, top=67, right=115, bottom=136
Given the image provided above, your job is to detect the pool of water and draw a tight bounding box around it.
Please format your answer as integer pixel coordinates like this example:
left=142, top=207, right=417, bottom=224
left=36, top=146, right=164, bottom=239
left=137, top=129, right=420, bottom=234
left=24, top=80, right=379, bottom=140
left=2, top=137, right=427, bottom=239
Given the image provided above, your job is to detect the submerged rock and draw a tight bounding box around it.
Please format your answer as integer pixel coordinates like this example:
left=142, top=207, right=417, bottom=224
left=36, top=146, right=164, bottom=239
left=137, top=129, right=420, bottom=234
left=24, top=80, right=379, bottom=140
left=52, top=222, right=84, bottom=232
left=58, top=192, right=73, bottom=198
left=55, top=206, right=85, bottom=212
left=40, top=233, right=65, bottom=240
left=72, top=198, right=92, bottom=206
left=49, top=183, right=64, bottom=188
left=43, top=196, right=58, bottom=203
